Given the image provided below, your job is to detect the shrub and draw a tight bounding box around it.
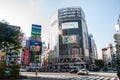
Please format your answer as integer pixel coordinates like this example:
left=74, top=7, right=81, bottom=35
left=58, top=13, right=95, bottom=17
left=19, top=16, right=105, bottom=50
left=0, top=61, right=6, bottom=78
left=11, top=62, right=20, bottom=78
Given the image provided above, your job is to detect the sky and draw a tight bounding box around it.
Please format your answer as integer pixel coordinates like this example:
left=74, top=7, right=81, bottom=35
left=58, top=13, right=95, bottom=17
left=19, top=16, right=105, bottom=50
left=0, top=0, right=120, bottom=59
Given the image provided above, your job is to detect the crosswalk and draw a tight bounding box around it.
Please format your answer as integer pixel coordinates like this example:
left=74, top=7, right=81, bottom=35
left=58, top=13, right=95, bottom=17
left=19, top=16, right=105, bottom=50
left=22, top=76, right=118, bottom=80
left=21, top=72, right=118, bottom=80
left=69, top=76, right=118, bottom=80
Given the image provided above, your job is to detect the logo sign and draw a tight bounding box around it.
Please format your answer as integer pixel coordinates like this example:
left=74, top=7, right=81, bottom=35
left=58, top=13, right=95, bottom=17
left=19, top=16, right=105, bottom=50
left=62, top=22, right=78, bottom=29
left=31, top=24, right=41, bottom=37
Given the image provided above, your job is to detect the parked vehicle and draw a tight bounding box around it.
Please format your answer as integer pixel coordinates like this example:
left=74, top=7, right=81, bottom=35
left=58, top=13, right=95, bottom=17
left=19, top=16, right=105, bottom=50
left=69, top=69, right=78, bottom=73
left=77, top=69, right=89, bottom=75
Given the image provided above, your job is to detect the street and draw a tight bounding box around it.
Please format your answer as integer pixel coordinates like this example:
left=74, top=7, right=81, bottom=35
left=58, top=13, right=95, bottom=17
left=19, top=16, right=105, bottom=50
left=20, top=72, right=118, bottom=80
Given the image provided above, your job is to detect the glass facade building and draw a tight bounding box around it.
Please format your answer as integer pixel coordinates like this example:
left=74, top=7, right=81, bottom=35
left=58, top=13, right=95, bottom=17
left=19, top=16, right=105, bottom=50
left=49, top=7, right=90, bottom=71
left=58, top=7, right=89, bottom=60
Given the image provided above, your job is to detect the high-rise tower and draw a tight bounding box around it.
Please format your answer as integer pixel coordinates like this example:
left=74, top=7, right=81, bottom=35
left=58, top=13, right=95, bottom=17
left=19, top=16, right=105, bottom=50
left=49, top=7, right=89, bottom=71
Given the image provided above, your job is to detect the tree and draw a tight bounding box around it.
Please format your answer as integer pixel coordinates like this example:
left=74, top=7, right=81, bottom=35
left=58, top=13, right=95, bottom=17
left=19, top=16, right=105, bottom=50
left=11, top=62, right=20, bottom=78
left=95, top=59, right=105, bottom=69
left=0, top=60, right=6, bottom=78
left=116, top=57, right=120, bottom=68
left=0, top=22, right=22, bottom=50
left=0, top=22, right=21, bottom=78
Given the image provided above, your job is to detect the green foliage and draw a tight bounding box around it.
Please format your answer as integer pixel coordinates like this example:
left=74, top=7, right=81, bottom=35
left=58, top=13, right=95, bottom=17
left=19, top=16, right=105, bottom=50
left=116, top=58, right=120, bottom=68
left=0, top=60, right=6, bottom=78
left=95, top=59, right=105, bottom=69
left=0, top=22, right=22, bottom=50
left=11, top=62, right=20, bottom=78
left=0, top=60, right=21, bottom=79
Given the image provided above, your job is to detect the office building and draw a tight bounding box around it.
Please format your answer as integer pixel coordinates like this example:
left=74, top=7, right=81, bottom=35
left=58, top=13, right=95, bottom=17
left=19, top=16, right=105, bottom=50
left=48, top=7, right=90, bottom=71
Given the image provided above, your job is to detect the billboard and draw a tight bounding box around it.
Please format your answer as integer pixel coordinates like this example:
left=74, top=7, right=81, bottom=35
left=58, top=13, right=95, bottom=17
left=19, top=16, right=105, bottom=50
left=24, top=49, right=29, bottom=66
left=62, top=22, right=78, bottom=29
left=31, top=24, right=41, bottom=37
left=29, top=40, right=42, bottom=53
left=62, top=35, right=79, bottom=44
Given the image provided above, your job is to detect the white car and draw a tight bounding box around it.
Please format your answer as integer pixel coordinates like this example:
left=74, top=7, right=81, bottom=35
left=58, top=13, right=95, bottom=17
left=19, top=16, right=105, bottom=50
left=77, top=69, right=89, bottom=75
left=20, top=68, right=27, bottom=72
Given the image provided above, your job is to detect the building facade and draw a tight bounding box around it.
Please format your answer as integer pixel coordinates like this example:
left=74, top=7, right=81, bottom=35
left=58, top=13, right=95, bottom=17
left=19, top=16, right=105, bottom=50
left=88, top=34, right=98, bottom=70
left=102, top=43, right=115, bottom=67
left=48, top=7, right=90, bottom=71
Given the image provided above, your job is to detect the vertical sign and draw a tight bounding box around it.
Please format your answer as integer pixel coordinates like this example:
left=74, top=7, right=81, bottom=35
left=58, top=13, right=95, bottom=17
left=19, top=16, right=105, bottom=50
left=24, top=49, right=29, bottom=66
left=31, top=24, right=41, bottom=37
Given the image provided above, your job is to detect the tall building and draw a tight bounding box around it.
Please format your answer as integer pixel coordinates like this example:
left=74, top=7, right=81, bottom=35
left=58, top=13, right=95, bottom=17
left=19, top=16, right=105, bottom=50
left=102, top=43, right=115, bottom=66
left=49, top=7, right=89, bottom=71
left=28, top=24, right=42, bottom=71
left=88, top=34, right=98, bottom=70
left=21, top=24, right=42, bottom=70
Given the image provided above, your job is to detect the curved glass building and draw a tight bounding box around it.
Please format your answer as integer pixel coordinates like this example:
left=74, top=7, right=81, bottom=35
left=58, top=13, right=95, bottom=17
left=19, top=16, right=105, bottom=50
left=49, top=7, right=90, bottom=71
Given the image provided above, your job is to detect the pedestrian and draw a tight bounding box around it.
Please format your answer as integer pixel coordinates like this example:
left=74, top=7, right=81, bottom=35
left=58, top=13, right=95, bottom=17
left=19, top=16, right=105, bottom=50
left=35, top=69, right=38, bottom=77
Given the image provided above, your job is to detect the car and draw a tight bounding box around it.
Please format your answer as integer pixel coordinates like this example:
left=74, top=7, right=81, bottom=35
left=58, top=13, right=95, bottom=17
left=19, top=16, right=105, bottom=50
left=69, top=69, right=78, bottom=73
left=77, top=69, right=89, bottom=75
left=20, top=68, right=27, bottom=72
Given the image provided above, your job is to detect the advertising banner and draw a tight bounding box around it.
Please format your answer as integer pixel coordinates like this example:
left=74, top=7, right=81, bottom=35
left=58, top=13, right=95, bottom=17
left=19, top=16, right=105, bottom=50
left=62, top=35, right=79, bottom=44
left=31, top=24, right=41, bottom=37
left=62, top=22, right=78, bottom=29
left=29, top=40, right=42, bottom=53
left=24, top=49, right=29, bottom=66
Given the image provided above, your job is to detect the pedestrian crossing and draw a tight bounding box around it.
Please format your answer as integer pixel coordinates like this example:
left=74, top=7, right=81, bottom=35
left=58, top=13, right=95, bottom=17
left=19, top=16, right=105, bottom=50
left=21, top=76, right=118, bottom=80
left=21, top=72, right=118, bottom=80
left=69, top=76, right=118, bottom=80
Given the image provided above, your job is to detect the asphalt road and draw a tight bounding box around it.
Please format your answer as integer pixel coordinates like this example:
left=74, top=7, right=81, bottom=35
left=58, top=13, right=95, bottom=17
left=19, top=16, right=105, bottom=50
left=20, top=72, right=118, bottom=80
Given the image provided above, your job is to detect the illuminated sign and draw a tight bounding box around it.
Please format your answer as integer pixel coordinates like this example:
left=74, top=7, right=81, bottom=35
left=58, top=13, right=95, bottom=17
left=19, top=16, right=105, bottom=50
left=62, top=35, right=79, bottom=44
left=62, top=22, right=78, bottom=29
left=29, top=40, right=42, bottom=53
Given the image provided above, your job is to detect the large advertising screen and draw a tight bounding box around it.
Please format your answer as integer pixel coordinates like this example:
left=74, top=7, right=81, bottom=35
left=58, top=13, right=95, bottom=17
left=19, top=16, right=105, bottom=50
left=62, top=35, right=79, bottom=44
left=29, top=40, right=42, bottom=53
left=62, top=22, right=78, bottom=29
